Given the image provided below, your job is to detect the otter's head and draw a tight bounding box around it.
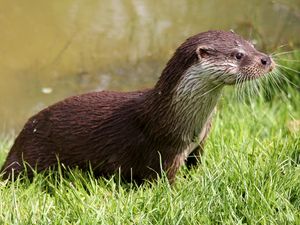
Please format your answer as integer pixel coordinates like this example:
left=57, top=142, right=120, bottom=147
left=156, top=30, right=275, bottom=94
left=191, top=30, right=275, bottom=85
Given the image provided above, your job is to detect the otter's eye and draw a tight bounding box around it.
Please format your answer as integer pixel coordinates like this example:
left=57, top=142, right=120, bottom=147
left=235, top=52, right=244, bottom=60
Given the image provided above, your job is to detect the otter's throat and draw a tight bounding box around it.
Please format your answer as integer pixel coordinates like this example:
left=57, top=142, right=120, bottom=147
left=170, top=65, right=224, bottom=142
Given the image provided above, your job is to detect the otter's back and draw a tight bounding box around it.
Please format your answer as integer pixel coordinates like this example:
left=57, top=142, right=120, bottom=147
left=1, top=90, right=149, bottom=178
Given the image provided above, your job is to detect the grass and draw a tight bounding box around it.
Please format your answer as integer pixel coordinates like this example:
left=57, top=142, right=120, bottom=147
left=0, top=64, right=300, bottom=224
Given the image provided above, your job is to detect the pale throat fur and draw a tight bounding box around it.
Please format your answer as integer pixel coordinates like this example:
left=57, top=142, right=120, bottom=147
left=172, top=63, right=223, bottom=143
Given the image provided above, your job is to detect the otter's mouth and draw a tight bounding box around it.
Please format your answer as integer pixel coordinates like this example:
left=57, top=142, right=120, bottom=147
left=225, top=59, right=276, bottom=85
left=223, top=70, right=272, bottom=85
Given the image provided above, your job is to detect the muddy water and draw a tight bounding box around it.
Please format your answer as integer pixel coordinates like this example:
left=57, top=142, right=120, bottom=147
left=0, top=0, right=299, bottom=133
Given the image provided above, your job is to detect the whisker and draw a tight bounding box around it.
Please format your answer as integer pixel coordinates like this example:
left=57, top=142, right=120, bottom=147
left=269, top=44, right=291, bottom=56
left=272, top=50, right=300, bottom=57
left=268, top=71, right=282, bottom=90
left=275, top=58, right=300, bottom=62
left=268, top=72, right=283, bottom=95
left=274, top=69, right=300, bottom=89
left=239, top=75, right=245, bottom=102
left=235, top=73, right=243, bottom=101
left=237, top=73, right=244, bottom=101
left=276, top=64, right=300, bottom=74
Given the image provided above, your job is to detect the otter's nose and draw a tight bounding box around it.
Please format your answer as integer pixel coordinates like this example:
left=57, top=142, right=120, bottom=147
left=261, top=56, right=271, bottom=66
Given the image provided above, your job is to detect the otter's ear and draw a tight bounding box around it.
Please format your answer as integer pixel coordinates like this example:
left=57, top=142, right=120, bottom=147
left=196, top=45, right=214, bottom=60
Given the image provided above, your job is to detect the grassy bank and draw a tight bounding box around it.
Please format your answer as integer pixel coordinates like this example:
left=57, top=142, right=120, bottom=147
left=0, top=65, right=299, bottom=223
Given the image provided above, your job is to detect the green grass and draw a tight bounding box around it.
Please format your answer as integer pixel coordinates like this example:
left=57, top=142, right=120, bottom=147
left=0, top=68, right=300, bottom=224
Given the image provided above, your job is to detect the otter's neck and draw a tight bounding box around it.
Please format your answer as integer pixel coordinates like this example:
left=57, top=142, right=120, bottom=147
left=143, top=64, right=223, bottom=146
left=171, top=65, right=223, bottom=141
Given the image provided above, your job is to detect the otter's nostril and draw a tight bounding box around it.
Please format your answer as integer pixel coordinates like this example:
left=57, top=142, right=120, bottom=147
left=261, top=57, right=270, bottom=66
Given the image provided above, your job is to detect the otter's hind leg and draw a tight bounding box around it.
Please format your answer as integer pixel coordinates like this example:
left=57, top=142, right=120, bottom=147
left=0, top=150, right=23, bottom=180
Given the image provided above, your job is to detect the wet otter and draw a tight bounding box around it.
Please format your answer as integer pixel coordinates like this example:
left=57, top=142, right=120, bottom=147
left=1, top=30, right=274, bottom=182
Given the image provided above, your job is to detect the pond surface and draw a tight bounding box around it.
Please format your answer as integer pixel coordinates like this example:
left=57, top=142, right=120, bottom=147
left=0, top=0, right=299, bottom=133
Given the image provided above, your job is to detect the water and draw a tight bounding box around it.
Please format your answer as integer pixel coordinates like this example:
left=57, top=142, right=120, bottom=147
left=0, top=0, right=299, bottom=133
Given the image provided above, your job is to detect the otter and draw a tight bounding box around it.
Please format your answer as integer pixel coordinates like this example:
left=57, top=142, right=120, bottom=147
left=0, top=30, right=274, bottom=182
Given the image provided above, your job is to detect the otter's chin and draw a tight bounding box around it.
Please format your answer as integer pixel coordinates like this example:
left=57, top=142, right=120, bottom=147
left=224, top=72, right=269, bottom=85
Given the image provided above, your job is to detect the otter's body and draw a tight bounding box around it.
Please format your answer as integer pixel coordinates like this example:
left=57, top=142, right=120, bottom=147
left=2, top=88, right=215, bottom=182
left=1, top=30, right=274, bottom=182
